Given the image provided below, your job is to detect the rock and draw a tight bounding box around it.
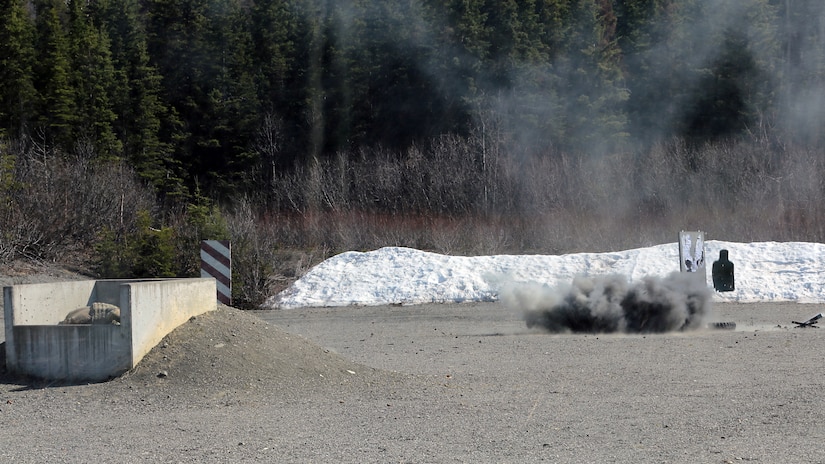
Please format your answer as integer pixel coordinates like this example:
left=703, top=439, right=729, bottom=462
left=90, top=302, right=121, bottom=325
left=59, top=302, right=121, bottom=325
left=59, top=306, right=92, bottom=324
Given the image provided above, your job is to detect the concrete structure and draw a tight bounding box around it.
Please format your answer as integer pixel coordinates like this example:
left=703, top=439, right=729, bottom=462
left=3, top=278, right=216, bottom=382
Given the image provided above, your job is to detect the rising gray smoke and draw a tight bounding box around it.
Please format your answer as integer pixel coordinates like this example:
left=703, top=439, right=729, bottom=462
left=508, top=273, right=711, bottom=334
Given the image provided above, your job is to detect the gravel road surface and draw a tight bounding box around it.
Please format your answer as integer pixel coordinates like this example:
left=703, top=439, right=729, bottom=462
left=2, top=299, right=825, bottom=463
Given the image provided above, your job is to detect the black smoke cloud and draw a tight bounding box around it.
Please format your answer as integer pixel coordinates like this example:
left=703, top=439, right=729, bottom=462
left=503, top=273, right=711, bottom=334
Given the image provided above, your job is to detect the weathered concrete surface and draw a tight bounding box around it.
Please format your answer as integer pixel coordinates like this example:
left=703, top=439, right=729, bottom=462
left=3, top=278, right=216, bottom=382
left=125, top=278, right=217, bottom=363
left=11, top=324, right=130, bottom=381
left=4, top=280, right=98, bottom=325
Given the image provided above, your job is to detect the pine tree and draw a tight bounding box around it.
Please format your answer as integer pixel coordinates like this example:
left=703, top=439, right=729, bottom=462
left=33, top=0, right=76, bottom=151
left=445, top=0, right=490, bottom=102
left=341, top=0, right=446, bottom=150
left=66, top=0, right=121, bottom=158
left=485, top=0, right=547, bottom=85
left=145, top=0, right=206, bottom=182
left=556, top=0, right=629, bottom=154
left=615, top=0, right=676, bottom=146
left=420, top=0, right=489, bottom=137
left=470, top=0, right=561, bottom=155
left=674, top=0, right=778, bottom=145
left=0, top=0, right=37, bottom=139
left=97, top=0, right=184, bottom=197
left=774, top=0, right=825, bottom=146
left=98, top=0, right=183, bottom=196
left=200, top=0, right=261, bottom=193
left=251, top=0, right=306, bottom=170
left=251, top=0, right=297, bottom=115
left=145, top=0, right=265, bottom=195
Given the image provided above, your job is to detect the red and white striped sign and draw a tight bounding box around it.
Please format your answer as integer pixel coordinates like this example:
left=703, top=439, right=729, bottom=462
left=201, top=240, right=231, bottom=305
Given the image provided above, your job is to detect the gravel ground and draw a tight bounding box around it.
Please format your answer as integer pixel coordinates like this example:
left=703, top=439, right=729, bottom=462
left=2, top=274, right=825, bottom=463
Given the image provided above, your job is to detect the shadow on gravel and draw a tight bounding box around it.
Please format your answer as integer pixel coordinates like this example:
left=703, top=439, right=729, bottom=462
left=0, top=342, right=33, bottom=389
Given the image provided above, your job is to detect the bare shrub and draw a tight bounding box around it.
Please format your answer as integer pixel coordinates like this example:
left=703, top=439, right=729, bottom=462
left=253, top=112, right=285, bottom=193
left=264, top=133, right=822, bottom=253
left=7, top=127, right=819, bottom=307
left=1, top=136, right=155, bottom=264
left=224, top=199, right=277, bottom=308
left=773, top=146, right=825, bottom=240
left=223, top=198, right=336, bottom=308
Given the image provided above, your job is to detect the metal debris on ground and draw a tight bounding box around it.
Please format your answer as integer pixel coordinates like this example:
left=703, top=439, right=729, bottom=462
left=792, top=313, right=822, bottom=328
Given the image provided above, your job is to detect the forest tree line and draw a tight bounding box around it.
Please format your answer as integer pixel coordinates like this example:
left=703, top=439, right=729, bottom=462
left=2, top=0, right=824, bottom=202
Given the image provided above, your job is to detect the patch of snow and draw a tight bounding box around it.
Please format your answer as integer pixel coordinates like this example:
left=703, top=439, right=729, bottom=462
left=265, top=241, right=825, bottom=309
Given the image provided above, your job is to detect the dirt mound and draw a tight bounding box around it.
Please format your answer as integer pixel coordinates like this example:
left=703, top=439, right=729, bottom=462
left=112, top=305, right=391, bottom=402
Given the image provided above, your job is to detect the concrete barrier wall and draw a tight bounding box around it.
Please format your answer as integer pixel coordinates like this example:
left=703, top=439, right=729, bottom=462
left=3, top=278, right=217, bottom=382
left=125, top=278, right=216, bottom=365
left=4, top=280, right=97, bottom=375
left=4, top=280, right=98, bottom=325
left=12, top=325, right=131, bottom=381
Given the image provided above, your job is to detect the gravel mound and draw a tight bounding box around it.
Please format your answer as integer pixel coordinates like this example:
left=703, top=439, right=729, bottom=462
left=1, top=304, right=401, bottom=404
left=111, top=305, right=390, bottom=401
left=0, top=262, right=396, bottom=398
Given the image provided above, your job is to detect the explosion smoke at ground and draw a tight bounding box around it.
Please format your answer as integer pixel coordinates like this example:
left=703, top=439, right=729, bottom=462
left=508, top=273, right=712, bottom=334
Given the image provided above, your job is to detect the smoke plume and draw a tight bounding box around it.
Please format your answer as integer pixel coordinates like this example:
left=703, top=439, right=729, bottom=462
left=505, top=273, right=711, bottom=334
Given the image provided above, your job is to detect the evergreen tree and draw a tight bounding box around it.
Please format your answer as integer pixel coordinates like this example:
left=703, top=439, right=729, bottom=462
left=475, top=0, right=562, bottom=155
left=0, top=0, right=37, bottom=139
left=287, top=0, right=326, bottom=164
left=318, top=0, right=360, bottom=154
left=200, top=0, right=261, bottom=193
left=534, top=0, right=572, bottom=60
left=251, top=0, right=299, bottom=128
left=33, top=0, right=76, bottom=151
left=616, top=0, right=779, bottom=147
left=145, top=0, right=264, bottom=195
left=555, top=0, right=628, bottom=154
left=441, top=0, right=490, bottom=104
left=615, top=0, right=677, bottom=146
left=675, top=0, right=778, bottom=145
left=485, top=0, right=548, bottom=83
left=252, top=0, right=318, bottom=169
left=144, top=0, right=209, bottom=188
left=98, top=0, right=184, bottom=196
left=774, top=0, right=825, bottom=146
left=681, top=28, right=762, bottom=142
left=421, top=0, right=489, bottom=137
left=66, top=0, right=121, bottom=158
left=344, top=0, right=447, bottom=150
